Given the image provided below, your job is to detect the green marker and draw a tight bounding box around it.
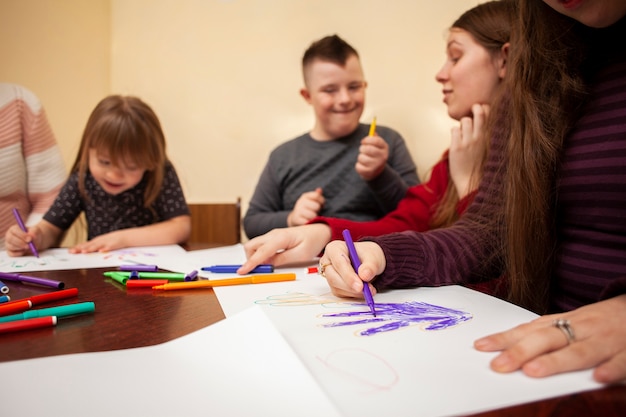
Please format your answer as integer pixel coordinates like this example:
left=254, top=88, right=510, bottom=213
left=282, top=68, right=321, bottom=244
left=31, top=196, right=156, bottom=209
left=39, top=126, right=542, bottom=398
left=107, top=272, right=128, bottom=285
left=0, top=301, right=95, bottom=323
left=103, top=271, right=187, bottom=281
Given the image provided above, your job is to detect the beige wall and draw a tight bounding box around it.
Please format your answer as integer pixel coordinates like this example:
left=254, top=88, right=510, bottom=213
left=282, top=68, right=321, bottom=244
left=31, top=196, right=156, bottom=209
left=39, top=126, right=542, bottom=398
left=2, top=0, right=478, bottom=241
left=0, top=0, right=110, bottom=167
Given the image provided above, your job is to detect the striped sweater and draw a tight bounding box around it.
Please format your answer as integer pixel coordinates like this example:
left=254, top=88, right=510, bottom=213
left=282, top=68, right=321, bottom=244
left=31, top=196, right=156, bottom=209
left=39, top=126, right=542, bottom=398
left=0, top=84, right=66, bottom=250
left=367, top=22, right=626, bottom=313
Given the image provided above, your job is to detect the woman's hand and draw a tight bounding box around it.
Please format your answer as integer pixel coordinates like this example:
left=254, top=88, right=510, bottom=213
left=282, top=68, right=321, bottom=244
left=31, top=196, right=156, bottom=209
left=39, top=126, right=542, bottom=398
left=474, top=294, right=626, bottom=384
left=449, top=103, right=490, bottom=199
left=318, top=240, right=386, bottom=298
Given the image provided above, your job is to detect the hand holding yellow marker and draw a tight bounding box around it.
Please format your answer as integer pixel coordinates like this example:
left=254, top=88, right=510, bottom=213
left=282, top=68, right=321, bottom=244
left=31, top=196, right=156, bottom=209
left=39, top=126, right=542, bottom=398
left=368, top=117, right=377, bottom=137
left=152, top=273, right=296, bottom=290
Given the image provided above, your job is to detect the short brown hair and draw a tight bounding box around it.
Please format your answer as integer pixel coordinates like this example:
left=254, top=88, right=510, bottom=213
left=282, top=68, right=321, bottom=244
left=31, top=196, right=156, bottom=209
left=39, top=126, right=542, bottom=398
left=302, top=34, right=359, bottom=80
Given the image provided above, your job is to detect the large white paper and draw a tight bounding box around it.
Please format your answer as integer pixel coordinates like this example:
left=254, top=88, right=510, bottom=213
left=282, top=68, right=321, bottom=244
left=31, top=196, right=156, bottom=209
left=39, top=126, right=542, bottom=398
left=194, top=245, right=602, bottom=417
left=0, top=244, right=187, bottom=273
left=1, top=244, right=604, bottom=417
left=0, top=306, right=342, bottom=417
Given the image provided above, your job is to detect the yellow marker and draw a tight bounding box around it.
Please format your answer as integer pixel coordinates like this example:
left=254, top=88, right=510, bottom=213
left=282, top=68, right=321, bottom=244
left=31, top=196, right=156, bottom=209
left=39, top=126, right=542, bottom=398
left=151, top=273, right=296, bottom=290
left=368, top=117, right=377, bottom=136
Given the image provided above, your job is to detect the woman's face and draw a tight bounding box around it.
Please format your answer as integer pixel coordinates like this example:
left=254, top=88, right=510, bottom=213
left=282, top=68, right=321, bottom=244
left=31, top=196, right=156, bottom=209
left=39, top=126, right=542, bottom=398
left=542, top=0, right=626, bottom=28
left=435, top=28, right=506, bottom=121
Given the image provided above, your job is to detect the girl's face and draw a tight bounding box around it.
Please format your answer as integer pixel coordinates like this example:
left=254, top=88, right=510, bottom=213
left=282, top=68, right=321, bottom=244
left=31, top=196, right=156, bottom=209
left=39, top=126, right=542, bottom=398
left=88, top=148, right=146, bottom=195
left=542, top=0, right=626, bottom=28
left=435, top=28, right=506, bottom=121
left=300, top=54, right=367, bottom=141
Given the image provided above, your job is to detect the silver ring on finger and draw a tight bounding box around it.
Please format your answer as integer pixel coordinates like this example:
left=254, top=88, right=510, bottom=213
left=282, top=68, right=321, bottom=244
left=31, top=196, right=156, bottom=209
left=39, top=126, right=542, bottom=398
left=553, top=318, right=575, bottom=344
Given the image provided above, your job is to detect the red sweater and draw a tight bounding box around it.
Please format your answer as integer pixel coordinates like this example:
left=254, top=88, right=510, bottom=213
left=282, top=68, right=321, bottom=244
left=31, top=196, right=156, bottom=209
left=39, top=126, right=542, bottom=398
left=310, top=154, right=504, bottom=296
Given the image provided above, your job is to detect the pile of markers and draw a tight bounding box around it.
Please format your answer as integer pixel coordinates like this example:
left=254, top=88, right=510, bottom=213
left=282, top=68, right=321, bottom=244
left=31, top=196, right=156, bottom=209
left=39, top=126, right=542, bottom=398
left=105, top=264, right=199, bottom=289
left=0, top=281, right=95, bottom=335
left=106, top=264, right=295, bottom=291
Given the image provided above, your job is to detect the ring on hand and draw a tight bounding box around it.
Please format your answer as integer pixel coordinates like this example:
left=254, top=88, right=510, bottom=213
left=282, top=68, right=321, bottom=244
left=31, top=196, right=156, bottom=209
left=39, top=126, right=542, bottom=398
left=319, top=261, right=331, bottom=277
left=553, top=318, right=575, bottom=344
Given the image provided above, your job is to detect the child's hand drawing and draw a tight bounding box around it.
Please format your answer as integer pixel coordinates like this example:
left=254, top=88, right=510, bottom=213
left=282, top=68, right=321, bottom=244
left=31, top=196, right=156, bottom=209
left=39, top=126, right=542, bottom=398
left=321, top=301, right=472, bottom=336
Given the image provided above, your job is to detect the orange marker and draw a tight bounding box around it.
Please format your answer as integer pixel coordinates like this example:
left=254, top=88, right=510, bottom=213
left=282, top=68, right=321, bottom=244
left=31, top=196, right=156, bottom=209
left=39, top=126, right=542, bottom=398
left=152, top=273, right=296, bottom=290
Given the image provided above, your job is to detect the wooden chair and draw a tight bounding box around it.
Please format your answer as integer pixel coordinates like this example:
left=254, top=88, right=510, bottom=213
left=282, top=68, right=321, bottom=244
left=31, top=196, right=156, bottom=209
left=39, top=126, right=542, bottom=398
left=187, top=198, right=241, bottom=246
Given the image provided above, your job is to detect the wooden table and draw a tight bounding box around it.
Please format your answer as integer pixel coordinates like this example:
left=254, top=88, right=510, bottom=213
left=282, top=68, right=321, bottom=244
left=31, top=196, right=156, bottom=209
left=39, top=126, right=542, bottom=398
left=0, top=266, right=225, bottom=362
left=1, top=263, right=624, bottom=416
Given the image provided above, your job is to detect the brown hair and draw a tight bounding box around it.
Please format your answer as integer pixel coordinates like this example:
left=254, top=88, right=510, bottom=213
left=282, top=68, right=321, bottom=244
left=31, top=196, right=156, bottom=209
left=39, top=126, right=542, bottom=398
left=302, top=34, right=359, bottom=82
left=430, top=0, right=513, bottom=229
left=72, top=95, right=168, bottom=209
left=502, top=0, right=588, bottom=312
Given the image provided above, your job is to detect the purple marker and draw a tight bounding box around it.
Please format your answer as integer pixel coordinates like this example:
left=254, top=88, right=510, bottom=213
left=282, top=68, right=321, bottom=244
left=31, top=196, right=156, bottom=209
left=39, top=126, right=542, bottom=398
left=12, top=208, right=40, bottom=258
left=119, top=264, right=158, bottom=272
left=184, top=270, right=199, bottom=281
left=342, top=229, right=377, bottom=317
left=0, top=272, right=64, bottom=290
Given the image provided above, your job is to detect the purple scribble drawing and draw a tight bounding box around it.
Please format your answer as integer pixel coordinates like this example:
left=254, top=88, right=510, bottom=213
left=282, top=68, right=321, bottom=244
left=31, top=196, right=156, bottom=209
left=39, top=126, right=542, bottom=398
left=321, top=301, right=472, bottom=336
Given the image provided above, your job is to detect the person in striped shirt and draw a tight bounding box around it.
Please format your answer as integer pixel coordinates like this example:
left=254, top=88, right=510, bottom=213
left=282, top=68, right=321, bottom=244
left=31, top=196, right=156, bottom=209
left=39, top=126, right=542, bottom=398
left=0, top=83, right=66, bottom=250
left=321, top=0, right=626, bottom=384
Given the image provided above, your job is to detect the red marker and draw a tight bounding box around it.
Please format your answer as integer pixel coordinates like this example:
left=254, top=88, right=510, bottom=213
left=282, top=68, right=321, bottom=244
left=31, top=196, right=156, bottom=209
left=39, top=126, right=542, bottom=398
left=126, top=279, right=168, bottom=289
left=306, top=266, right=318, bottom=274
left=0, top=316, right=57, bottom=334
left=0, top=300, right=32, bottom=317
left=2, top=288, right=78, bottom=309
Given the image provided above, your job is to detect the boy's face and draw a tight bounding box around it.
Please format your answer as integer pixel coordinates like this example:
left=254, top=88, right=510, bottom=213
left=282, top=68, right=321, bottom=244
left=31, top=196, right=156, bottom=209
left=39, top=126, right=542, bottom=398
left=300, top=54, right=366, bottom=141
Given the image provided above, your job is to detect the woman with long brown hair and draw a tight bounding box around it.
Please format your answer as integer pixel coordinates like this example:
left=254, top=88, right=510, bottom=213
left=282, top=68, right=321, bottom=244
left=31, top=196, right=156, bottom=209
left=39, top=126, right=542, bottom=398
left=321, top=0, right=626, bottom=384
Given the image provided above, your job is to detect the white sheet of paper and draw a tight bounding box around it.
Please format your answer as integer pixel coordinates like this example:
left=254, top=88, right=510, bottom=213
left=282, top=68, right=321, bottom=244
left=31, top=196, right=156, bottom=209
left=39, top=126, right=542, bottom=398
left=0, top=306, right=342, bottom=417
left=194, top=245, right=602, bottom=417
left=0, top=244, right=187, bottom=273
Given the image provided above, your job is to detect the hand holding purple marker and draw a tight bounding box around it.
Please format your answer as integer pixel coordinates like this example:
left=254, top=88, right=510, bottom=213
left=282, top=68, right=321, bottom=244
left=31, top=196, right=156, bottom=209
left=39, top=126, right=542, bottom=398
left=342, top=229, right=377, bottom=317
left=12, top=208, right=39, bottom=258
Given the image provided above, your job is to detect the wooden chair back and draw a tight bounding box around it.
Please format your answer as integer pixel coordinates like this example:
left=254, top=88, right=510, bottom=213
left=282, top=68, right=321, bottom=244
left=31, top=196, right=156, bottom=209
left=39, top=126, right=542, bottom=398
left=187, top=198, right=241, bottom=245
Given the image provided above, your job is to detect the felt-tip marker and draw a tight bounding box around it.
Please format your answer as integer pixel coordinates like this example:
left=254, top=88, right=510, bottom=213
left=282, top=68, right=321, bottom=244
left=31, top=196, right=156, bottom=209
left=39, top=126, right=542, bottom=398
left=201, top=264, right=274, bottom=273
left=342, top=229, right=377, bottom=317
left=0, top=315, right=57, bottom=334
left=0, top=301, right=95, bottom=323
left=152, top=273, right=296, bottom=290
left=12, top=208, right=40, bottom=257
left=119, top=264, right=158, bottom=272
left=0, top=272, right=64, bottom=289
left=2, top=288, right=78, bottom=308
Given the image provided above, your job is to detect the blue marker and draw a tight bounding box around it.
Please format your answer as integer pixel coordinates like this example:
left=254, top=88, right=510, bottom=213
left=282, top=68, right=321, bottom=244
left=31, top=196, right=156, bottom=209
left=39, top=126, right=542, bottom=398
left=201, top=264, right=274, bottom=274
left=0, top=295, right=10, bottom=303
left=0, top=280, right=8, bottom=294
